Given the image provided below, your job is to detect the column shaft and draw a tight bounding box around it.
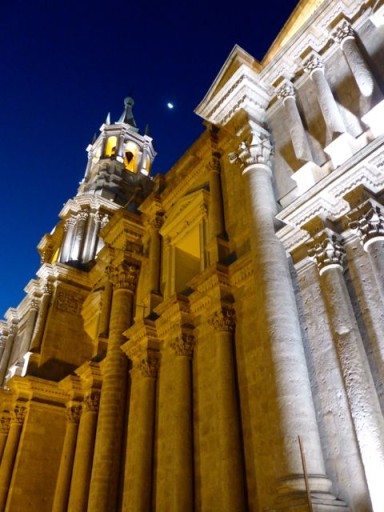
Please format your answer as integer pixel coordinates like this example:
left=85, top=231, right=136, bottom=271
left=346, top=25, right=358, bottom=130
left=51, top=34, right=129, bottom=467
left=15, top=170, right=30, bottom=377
left=365, top=239, right=384, bottom=305
left=244, top=165, right=328, bottom=488
left=214, top=326, right=245, bottom=510
left=87, top=285, right=133, bottom=512
left=283, top=96, right=313, bottom=161
left=311, top=68, right=345, bottom=136
left=122, top=371, right=156, bottom=512
left=342, top=37, right=374, bottom=97
left=52, top=416, right=80, bottom=512
left=320, top=266, right=384, bottom=511
left=156, top=345, right=193, bottom=512
left=68, top=399, right=98, bottom=512
left=0, top=407, right=25, bottom=512
left=149, top=226, right=161, bottom=293
left=30, top=290, right=51, bottom=351
left=208, top=166, right=225, bottom=240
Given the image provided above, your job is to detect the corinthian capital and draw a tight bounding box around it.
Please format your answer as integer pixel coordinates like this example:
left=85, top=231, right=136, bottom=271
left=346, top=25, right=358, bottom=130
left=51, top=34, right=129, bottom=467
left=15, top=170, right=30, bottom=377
left=229, top=129, right=273, bottom=169
left=307, top=230, right=345, bottom=275
left=107, top=261, right=140, bottom=291
left=349, top=202, right=384, bottom=248
left=208, top=307, right=236, bottom=332
left=332, top=20, right=354, bottom=44
left=11, top=404, right=27, bottom=425
left=137, top=357, right=160, bottom=378
left=66, top=404, right=82, bottom=424
left=277, top=79, right=296, bottom=100
left=0, top=415, right=10, bottom=435
left=303, top=51, right=324, bottom=73
left=170, top=334, right=195, bottom=358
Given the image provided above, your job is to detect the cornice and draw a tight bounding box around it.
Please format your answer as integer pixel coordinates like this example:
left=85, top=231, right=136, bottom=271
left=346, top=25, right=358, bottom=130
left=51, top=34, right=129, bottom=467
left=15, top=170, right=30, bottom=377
left=59, top=193, right=121, bottom=218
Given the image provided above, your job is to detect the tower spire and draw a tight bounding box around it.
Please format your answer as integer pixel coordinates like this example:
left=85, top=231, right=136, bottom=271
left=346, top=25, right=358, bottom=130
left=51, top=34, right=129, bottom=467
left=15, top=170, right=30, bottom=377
left=118, top=96, right=137, bottom=129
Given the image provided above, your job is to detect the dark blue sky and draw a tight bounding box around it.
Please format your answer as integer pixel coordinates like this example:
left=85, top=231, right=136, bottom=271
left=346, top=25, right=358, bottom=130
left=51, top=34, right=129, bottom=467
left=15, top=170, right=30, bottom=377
left=0, top=0, right=299, bottom=317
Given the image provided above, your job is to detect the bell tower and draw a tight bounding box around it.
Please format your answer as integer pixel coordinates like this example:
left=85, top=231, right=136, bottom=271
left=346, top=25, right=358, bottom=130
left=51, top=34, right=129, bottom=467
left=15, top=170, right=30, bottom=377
left=38, top=96, right=156, bottom=270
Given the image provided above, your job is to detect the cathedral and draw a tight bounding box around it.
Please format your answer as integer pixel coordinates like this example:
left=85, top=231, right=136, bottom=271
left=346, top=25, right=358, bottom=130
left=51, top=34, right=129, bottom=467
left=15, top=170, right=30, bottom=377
left=1, top=0, right=384, bottom=510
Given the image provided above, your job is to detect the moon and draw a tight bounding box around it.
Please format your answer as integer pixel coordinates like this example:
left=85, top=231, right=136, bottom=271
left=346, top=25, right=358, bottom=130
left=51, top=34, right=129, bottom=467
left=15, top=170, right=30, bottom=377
left=167, top=102, right=174, bottom=109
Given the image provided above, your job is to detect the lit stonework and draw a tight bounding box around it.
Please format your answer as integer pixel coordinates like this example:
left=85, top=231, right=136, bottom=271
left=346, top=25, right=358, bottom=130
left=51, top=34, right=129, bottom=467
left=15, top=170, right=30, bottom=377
left=0, top=1, right=384, bottom=511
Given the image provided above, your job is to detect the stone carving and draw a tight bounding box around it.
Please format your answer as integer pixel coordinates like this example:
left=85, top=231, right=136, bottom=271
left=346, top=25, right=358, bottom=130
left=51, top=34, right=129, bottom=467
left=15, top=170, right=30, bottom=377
left=43, top=283, right=54, bottom=296
left=11, top=405, right=27, bottom=425
left=77, top=211, right=89, bottom=222
left=228, top=130, right=274, bottom=169
left=277, top=80, right=295, bottom=100
left=332, top=20, right=354, bottom=43
left=64, top=216, right=77, bottom=231
left=30, top=299, right=40, bottom=311
left=138, top=357, right=159, bottom=378
left=150, top=214, right=164, bottom=230
left=0, top=336, right=7, bottom=349
left=307, top=231, right=345, bottom=273
left=209, top=307, right=236, bottom=332
left=303, top=52, right=324, bottom=73
left=56, top=290, right=83, bottom=315
left=84, top=392, right=100, bottom=413
left=170, top=334, right=195, bottom=358
left=0, top=416, right=10, bottom=435
left=349, top=203, right=384, bottom=246
left=66, top=404, right=82, bottom=423
left=107, top=261, right=140, bottom=291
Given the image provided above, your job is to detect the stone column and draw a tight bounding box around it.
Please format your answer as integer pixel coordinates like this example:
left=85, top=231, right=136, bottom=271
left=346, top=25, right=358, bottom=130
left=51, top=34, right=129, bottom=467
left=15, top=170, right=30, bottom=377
left=95, top=214, right=109, bottom=254
left=208, top=306, right=246, bottom=511
left=87, top=261, right=139, bottom=512
left=349, top=201, right=384, bottom=305
left=332, top=20, right=375, bottom=98
left=0, top=326, right=17, bottom=386
left=19, top=299, right=39, bottom=355
left=0, top=338, right=7, bottom=373
left=30, top=283, right=52, bottom=352
left=303, top=51, right=346, bottom=137
left=81, top=212, right=100, bottom=264
left=308, top=230, right=384, bottom=512
left=277, top=79, right=313, bottom=162
left=148, top=214, right=163, bottom=293
left=60, top=216, right=77, bottom=263
left=70, top=211, right=89, bottom=263
left=0, top=416, right=10, bottom=464
left=229, top=127, right=334, bottom=500
left=199, top=205, right=208, bottom=271
left=208, top=154, right=225, bottom=241
left=122, top=354, right=159, bottom=512
left=68, top=393, right=100, bottom=512
left=52, top=404, right=82, bottom=512
left=0, top=404, right=26, bottom=512
left=156, top=332, right=195, bottom=512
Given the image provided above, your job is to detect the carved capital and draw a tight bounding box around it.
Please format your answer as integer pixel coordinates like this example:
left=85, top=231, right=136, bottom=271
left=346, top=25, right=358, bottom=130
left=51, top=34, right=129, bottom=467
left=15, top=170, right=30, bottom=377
left=349, top=202, right=384, bottom=248
left=0, top=336, right=7, bottom=349
left=11, top=404, right=27, bottom=425
left=43, top=282, right=54, bottom=296
left=150, top=214, right=164, bottom=231
left=30, top=299, right=40, bottom=311
left=303, top=52, right=324, bottom=73
left=0, top=416, right=10, bottom=435
left=107, top=261, right=140, bottom=291
left=66, top=404, right=82, bottom=424
left=77, top=211, right=89, bottom=222
left=137, top=357, right=159, bottom=378
left=83, top=392, right=100, bottom=413
left=277, top=79, right=296, bottom=100
left=307, top=231, right=345, bottom=274
left=208, top=307, right=236, bottom=332
left=64, top=216, right=77, bottom=231
left=332, top=20, right=354, bottom=44
left=229, top=130, right=273, bottom=169
left=170, top=334, right=195, bottom=358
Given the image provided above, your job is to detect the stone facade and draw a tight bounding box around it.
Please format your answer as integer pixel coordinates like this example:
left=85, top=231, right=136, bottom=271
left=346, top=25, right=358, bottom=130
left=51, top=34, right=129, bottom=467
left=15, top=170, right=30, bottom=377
left=1, top=0, right=384, bottom=510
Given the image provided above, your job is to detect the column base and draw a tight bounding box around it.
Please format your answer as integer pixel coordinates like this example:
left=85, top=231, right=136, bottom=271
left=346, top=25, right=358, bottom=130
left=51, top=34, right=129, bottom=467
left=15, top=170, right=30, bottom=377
left=362, top=99, right=384, bottom=137
left=324, top=133, right=361, bottom=168
left=292, top=161, right=327, bottom=195
left=273, top=475, right=349, bottom=512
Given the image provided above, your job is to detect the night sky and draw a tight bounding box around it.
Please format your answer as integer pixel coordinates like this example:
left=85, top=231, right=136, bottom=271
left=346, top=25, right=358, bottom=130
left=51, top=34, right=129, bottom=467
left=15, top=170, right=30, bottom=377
left=0, top=0, right=299, bottom=318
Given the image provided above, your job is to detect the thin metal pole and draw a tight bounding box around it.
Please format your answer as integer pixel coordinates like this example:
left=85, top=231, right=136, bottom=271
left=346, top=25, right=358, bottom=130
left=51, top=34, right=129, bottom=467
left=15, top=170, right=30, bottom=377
left=298, top=435, right=314, bottom=512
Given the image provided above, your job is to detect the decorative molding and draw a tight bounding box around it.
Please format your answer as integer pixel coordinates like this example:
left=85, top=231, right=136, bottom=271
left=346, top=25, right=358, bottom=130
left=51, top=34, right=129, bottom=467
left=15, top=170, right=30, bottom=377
left=229, top=129, right=274, bottom=169
left=307, top=230, right=345, bottom=274
left=66, top=404, right=82, bottom=424
left=208, top=307, right=236, bottom=332
left=170, top=334, right=195, bottom=358
left=83, top=392, right=100, bottom=414
left=137, top=357, right=159, bottom=378
left=349, top=201, right=384, bottom=247
left=106, top=261, right=140, bottom=291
